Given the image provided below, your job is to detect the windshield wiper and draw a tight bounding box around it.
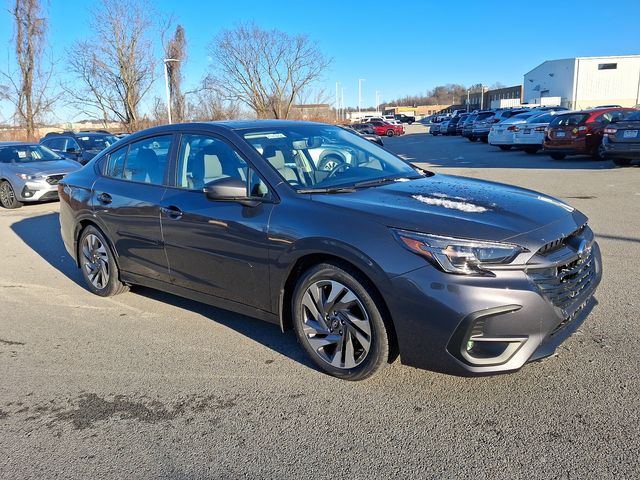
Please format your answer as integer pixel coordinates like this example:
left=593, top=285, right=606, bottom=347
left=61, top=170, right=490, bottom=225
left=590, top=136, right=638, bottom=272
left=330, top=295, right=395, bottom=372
left=297, top=186, right=357, bottom=194
left=353, top=175, right=421, bottom=189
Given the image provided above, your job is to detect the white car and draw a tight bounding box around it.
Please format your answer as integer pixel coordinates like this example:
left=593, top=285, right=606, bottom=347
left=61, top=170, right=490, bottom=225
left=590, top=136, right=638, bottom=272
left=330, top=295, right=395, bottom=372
left=513, top=112, right=564, bottom=154
left=488, top=112, right=539, bottom=150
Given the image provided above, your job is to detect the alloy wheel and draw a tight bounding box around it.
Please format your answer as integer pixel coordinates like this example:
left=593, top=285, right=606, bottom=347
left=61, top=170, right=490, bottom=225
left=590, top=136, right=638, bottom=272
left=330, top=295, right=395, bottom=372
left=0, top=182, right=15, bottom=207
left=300, top=280, right=372, bottom=369
left=82, top=233, right=110, bottom=289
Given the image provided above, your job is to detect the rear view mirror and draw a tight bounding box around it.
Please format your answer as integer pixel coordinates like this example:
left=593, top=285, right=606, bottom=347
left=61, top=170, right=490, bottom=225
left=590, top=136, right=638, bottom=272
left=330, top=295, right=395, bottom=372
left=203, top=177, right=260, bottom=207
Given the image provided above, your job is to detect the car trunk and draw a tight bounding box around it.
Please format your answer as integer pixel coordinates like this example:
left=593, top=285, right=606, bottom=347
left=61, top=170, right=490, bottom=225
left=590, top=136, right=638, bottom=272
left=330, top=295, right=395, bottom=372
left=609, top=121, right=640, bottom=144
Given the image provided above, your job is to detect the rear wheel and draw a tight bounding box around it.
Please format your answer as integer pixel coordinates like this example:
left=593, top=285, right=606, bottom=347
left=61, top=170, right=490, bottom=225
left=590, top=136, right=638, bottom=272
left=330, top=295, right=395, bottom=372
left=524, top=147, right=540, bottom=154
left=550, top=153, right=566, bottom=160
left=0, top=181, right=22, bottom=209
left=468, top=136, right=477, bottom=142
left=78, top=226, right=129, bottom=297
left=292, top=263, right=390, bottom=381
left=386, top=129, right=394, bottom=137
left=592, top=144, right=606, bottom=161
left=612, top=158, right=632, bottom=166
left=480, top=136, right=488, bottom=143
left=498, top=145, right=512, bottom=151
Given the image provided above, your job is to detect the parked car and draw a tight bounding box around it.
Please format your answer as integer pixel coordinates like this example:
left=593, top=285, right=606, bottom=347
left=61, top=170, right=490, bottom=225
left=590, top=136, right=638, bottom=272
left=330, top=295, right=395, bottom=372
left=488, top=112, right=541, bottom=150
left=430, top=122, right=442, bottom=136
left=513, top=112, right=564, bottom=154
left=368, top=120, right=404, bottom=137
left=0, top=142, right=81, bottom=209
left=58, top=120, right=602, bottom=380
left=455, top=114, right=470, bottom=135
left=543, top=107, right=635, bottom=160
left=339, top=125, right=384, bottom=148
left=472, top=109, right=530, bottom=143
left=438, top=119, right=451, bottom=136
left=444, top=115, right=465, bottom=135
left=351, top=123, right=376, bottom=135
left=461, top=113, right=479, bottom=140
left=395, top=114, right=415, bottom=124
left=40, top=131, right=119, bottom=165
left=602, top=109, right=640, bottom=166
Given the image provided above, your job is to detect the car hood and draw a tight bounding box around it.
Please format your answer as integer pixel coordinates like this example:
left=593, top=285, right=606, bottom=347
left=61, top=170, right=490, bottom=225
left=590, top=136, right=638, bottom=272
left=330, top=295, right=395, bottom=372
left=313, top=174, right=586, bottom=248
left=5, top=160, right=82, bottom=176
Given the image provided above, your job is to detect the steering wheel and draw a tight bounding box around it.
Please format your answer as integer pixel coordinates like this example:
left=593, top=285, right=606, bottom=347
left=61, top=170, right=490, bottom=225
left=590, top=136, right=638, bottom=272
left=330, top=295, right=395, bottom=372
left=326, top=162, right=353, bottom=178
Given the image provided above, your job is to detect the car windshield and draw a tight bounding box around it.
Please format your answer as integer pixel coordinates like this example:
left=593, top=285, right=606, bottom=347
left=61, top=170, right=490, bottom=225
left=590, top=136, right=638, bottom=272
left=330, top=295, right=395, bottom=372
left=0, top=144, right=62, bottom=163
left=502, top=113, right=535, bottom=124
left=241, top=124, right=422, bottom=192
left=527, top=113, right=554, bottom=124
left=76, top=134, right=118, bottom=151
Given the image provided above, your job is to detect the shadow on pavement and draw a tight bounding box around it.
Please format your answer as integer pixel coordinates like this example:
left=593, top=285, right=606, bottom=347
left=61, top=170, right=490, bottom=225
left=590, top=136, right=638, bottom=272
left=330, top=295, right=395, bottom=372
left=10, top=211, right=315, bottom=371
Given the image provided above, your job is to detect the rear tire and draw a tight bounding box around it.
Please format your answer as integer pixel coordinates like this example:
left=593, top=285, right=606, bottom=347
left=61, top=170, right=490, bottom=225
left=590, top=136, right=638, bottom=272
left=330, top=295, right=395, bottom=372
left=524, top=147, right=540, bottom=154
left=468, top=136, right=477, bottom=142
left=498, top=145, right=512, bottom=151
left=0, top=181, right=23, bottom=209
left=78, top=225, right=129, bottom=297
left=592, top=144, right=606, bottom=161
left=550, top=153, right=566, bottom=160
left=612, top=158, right=632, bottom=166
left=386, top=129, right=394, bottom=137
left=480, top=136, right=488, bottom=143
left=292, top=262, right=390, bottom=381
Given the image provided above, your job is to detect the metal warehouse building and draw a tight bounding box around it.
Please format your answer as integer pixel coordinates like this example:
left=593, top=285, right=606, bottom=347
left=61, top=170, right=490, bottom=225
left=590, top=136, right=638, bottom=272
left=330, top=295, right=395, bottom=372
left=524, top=55, right=640, bottom=109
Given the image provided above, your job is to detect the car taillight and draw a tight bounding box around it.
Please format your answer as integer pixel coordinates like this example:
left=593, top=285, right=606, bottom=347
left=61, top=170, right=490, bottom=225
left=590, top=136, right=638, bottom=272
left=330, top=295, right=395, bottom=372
left=604, top=127, right=617, bottom=135
left=535, top=126, right=546, bottom=132
left=507, top=125, right=517, bottom=131
left=491, top=118, right=500, bottom=123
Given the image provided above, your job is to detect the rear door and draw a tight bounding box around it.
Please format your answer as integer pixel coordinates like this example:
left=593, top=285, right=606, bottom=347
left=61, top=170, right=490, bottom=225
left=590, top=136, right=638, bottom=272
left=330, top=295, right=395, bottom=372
left=92, top=134, right=174, bottom=282
left=160, top=132, right=274, bottom=311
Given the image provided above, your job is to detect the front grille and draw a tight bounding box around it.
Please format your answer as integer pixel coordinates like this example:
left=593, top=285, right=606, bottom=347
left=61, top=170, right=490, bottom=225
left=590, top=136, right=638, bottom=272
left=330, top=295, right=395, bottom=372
left=46, top=174, right=64, bottom=185
left=529, top=251, right=596, bottom=316
left=538, top=225, right=586, bottom=255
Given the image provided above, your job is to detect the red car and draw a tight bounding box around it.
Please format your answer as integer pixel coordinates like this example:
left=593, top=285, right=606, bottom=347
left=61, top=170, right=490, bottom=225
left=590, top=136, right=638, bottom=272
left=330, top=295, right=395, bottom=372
left=367, top=120, right=404, bottom=137
left=543, top=107, right=635, bottom=160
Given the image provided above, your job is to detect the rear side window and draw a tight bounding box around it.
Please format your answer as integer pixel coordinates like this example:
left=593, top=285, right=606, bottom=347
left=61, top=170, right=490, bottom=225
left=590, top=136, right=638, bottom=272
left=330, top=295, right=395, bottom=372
left=104, top=135, right=172, bottom=185
left=528, top=114, right=553, bottom=124
left=475, top=113, right=494, bottom=121
left=550, top=114, right=588, bottom=127
left=626, top=111, right=640, bottom=121
left=106, top=146, right=128, bottom=178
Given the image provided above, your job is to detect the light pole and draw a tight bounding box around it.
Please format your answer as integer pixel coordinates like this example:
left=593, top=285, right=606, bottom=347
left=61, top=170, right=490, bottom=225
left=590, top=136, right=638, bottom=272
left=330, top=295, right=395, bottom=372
left=163, top=58, right=179, bottom=124
left=480, top=84, right=485, bottom=110
left=358, top=78, right=366, bottom=112
left=335, top=82, right=340, bottom=122
left=341, top=87, right=345, bottom=121
left=375, top=90, right=380, bottom=113
left=466, top=89, right=470, bottom=112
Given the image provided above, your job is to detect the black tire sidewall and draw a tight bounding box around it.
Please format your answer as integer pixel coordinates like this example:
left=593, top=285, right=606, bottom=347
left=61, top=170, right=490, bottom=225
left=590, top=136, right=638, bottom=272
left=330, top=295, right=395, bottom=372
left=78, top=226, right=123, bottom=297
left=0, top=181, right=22, bottom=209
left=292, top=263, right=390, bottom=380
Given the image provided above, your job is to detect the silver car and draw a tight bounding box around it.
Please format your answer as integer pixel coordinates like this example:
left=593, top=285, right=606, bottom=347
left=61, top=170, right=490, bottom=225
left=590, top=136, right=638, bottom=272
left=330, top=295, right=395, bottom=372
left=0, top=142, right=82, bottom=209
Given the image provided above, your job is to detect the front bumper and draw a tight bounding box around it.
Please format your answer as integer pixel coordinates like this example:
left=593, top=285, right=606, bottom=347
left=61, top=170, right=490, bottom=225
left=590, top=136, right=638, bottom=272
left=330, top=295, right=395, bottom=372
left=385, top=242, right=602, bottom=376
left=18, top=180, right=60, bottom=202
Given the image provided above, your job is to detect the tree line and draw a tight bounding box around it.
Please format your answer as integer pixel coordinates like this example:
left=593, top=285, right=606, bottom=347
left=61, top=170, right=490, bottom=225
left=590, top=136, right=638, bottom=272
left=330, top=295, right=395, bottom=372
left=0, top=0, right=331, bottom=138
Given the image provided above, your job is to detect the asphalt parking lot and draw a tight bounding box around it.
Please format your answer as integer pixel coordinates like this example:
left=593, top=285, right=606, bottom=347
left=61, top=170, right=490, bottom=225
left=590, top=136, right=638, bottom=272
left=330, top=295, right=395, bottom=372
left=1, top=126, right=639, bottom=479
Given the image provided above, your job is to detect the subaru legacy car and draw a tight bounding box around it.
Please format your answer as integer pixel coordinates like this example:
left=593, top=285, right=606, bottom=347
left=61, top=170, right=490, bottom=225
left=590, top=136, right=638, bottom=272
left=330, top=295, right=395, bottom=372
left=58, top=121, right=602, bottom=380
left=0, top=142, right=81, bottom=209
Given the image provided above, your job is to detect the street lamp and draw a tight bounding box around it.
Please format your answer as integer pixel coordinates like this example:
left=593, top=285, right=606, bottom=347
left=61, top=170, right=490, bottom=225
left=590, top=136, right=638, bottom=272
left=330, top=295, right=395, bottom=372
left=358, top=78, right=366, bottom=112
left=163, top=58, right=179, bottom=124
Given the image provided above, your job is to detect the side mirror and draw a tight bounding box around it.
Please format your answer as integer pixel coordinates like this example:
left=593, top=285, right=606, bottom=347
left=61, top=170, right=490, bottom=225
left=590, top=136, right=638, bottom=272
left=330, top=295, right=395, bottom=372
left=203, top=177, right=260, bottom=207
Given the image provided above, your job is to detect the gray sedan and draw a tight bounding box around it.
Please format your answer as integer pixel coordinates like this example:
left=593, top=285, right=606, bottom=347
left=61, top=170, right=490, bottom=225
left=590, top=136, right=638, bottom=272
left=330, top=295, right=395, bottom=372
left=0, top=142, right=82, bottom=209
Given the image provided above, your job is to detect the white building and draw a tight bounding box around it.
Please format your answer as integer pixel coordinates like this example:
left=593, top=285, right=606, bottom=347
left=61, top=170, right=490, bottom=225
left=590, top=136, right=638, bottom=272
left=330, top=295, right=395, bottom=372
left=523, top=55, right=640, bottom=109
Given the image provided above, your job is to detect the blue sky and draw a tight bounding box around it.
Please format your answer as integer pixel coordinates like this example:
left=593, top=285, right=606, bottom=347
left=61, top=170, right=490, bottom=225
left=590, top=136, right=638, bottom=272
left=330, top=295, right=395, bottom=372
left=1, top=0, right=640, bottom=121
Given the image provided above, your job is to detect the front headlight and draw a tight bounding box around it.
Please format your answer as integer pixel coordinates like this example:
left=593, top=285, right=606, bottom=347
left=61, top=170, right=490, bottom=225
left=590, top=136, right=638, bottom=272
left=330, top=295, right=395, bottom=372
left=15, top=173, right=42, bottom=181
left=392, top=229, right=526, bottom=275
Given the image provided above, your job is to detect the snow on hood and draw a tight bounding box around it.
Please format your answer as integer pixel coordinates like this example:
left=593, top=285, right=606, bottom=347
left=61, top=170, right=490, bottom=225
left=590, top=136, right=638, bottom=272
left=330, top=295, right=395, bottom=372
left=412, top=193, right=489, bottom=213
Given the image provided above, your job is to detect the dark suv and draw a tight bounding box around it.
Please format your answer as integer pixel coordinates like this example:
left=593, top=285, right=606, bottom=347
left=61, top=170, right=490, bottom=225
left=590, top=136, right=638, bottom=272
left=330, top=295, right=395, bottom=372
left=394, top=114, right=415, bottom=124
left=40, top=131, right=119, bottom=165
left=543, top=108, right=635, bottom=160
left=58, top=121, right=602, bottom=380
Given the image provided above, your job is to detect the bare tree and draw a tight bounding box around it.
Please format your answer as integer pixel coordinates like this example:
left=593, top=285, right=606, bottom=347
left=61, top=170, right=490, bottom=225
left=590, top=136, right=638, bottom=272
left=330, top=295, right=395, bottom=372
left=163, top=24, right=187, bottom=123
left=2, top=0, right=56, bottom=139
left=207, top=23, right=330, bottom=119
left=65, top=0, right=155, bottom=131
left=186, top=81, right=240, bottom=121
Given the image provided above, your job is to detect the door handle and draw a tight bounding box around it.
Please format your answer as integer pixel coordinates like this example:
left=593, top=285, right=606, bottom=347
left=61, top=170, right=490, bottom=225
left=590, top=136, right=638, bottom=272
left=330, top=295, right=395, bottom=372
left=97, top=192, right=112, bottom=205
left=161, top=205, right=183, bottom=220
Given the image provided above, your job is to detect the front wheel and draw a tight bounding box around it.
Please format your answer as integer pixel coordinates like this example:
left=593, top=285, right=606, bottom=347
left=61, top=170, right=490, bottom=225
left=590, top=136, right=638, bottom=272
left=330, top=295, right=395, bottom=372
left=468, top=136, right=477, bottom=142
left=612, top=158, right=632, bottom=166
left=78, top=226, right=129, bottom=297
left=292, top=263, right=391, bottom=381
left=386, top=129, right=394, bottom=137
left=0, top=181, right=22, bottom=209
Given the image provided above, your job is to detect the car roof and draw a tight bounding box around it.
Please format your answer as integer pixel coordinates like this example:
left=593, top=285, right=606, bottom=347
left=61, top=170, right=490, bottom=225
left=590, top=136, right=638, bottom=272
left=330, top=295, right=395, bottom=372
left=0, top=141, right=37, bottom=147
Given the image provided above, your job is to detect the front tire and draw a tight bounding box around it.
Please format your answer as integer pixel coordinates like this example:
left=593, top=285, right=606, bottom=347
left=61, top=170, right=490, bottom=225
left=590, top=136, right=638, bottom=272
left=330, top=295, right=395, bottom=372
left=292, top=263, right=390, bottom=381
left=468, top=136, right=477, bottom=142
left=0, top=181, right=23, bottom=209
left=78, top=226, right=129, bottom=297
left=386, top=129, right=394, bottom=137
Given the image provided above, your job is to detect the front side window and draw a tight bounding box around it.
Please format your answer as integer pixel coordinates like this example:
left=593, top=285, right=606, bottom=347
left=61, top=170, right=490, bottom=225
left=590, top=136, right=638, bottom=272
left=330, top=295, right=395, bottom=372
left=241, top=124, right=421, bottom=192
left=175, top=134, right=269, bottom=198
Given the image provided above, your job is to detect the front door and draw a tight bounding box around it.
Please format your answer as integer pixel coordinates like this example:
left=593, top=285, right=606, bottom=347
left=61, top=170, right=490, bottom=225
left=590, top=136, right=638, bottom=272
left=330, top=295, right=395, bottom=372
left=160, top=133, right=274, bottom=311
left=92, top=134, right=174, bottom=282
